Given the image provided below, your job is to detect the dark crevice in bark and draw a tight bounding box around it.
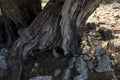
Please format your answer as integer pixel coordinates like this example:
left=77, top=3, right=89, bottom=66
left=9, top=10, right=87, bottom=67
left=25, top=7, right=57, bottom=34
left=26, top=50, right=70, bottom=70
left=0, top=0, right=42, bottom=27
left=0, top=16, right=19, bottom=48
left=0, top=0, right=42, bottom=47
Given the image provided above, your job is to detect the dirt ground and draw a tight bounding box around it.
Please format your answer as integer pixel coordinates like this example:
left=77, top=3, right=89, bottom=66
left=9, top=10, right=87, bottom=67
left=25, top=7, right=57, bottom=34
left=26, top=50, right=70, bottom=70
left=87, top=1, right=120, bottom=79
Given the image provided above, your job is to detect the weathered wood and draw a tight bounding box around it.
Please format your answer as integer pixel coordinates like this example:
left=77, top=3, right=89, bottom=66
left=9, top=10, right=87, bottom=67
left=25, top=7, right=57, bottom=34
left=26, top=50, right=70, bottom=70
left=7, top=0, right=102, bottom=80
left=0, top=0, right=41, bottom=47
left=60, top=0, right=102, bottom=55
left=8, top=1, right=63, bottom=80
left=0, top=0, right=41, bottom=28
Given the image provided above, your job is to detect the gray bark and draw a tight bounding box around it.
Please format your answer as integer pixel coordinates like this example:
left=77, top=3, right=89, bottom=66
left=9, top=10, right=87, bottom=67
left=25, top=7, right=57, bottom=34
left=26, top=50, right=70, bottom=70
left=6, top=0, right=102, bottom=80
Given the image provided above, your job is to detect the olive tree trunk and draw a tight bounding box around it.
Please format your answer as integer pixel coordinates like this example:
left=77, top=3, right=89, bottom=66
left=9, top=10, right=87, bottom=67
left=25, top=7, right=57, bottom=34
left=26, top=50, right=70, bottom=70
left=2, top=0, right=102, bottom=80
left=0, top=0, right=41, bottom=47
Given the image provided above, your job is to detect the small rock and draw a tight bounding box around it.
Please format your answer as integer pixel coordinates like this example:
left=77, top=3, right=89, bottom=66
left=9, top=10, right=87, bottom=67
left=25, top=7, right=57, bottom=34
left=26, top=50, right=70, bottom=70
left=0, top=48, right=9, bottom=57
left=109, top=54, right=115, bottom=61
left=0, top=56, right=7, bottom=70
left=94, top=45, right=110, bottom=72
left=95, top=56, right=110, bottom=72
left=72, top=47, right=82, bottom=57
left=0, top=56, right=7, bottom=79
left=62, top=68, right=70, bottom=80
left=114, top=13, right=120, bottom=19
left=98, top=27, right=112, bottom=40
left=94, top=45, right=107, bottom=56
left=54, top=69, right=61, bottom=77
left=73, top=75, right=87, bottom=80
left=68, top=57, right=76, bottom=69
left=94, top=45, right=110, bottom=55
left=112, top=5, right=120, bottom=9
left=52, top=49, right=59, bottom=58
left=82, top=55, right=90, bottom=61
left=75, top=56, right=88, bottom=80
left=29, top=76, right=52, bottom=80
left=110, top=22, right=117, bottom=27
left=34, top=63, right=39, bottom=68
left=86, top=22, right=96, bottom=30
left=87, top=61, right=94, bottom=71
left=113, top=6, right=119, bottom=9
left=63, top=49, right=69, bottom=56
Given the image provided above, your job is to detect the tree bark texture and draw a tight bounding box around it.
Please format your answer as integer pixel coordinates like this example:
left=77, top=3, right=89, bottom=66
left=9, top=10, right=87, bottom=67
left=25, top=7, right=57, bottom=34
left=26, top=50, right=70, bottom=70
left=0, top=15, right=19, bottom=47
left=6, top=0, right=102, bottom=80
left=0, top=0, right=41, bottom=28
left=0, top=0, right=41, bottom=47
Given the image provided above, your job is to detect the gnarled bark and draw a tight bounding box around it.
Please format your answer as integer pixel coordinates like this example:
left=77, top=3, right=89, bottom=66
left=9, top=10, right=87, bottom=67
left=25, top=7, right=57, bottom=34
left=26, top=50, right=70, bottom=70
left=0, top=0, right=41, bottom=28
left=7, top=0, right=102, bottom=80
left=0, top=0, right=41, bottom=47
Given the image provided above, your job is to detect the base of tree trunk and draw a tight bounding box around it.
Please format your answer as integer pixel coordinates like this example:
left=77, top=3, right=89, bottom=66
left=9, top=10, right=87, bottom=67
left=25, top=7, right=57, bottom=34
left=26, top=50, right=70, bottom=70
left=0, top=0, right=103, bottom=80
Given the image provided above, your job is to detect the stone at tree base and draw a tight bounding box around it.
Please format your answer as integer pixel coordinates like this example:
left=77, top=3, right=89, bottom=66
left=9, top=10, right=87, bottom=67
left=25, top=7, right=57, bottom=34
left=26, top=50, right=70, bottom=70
left=0, top=56, right=7, bottom=79
left=73, top=75, right=87, bottom=80
left=73, top=47, right=82, bottom=57
left=29, top=76, right=52, bottom=80
left=94, top=45, right=110, bottom=72
left=86, top=22, right=96, bottom=30
left=68, top=57, right=76, bottom=69
left=98, top=27, right=113, bottom=40
left=53, top=69, right=61, bottom=77
left=0, top=48, right=9, bottom=79
left=52, top=49, right=59, bottom=58
left=74, top=56, right=88, bottom=80
left=0, top=56, right=7, bottom=70
left=109, top=54, right=115, bottom=61
left=82, top=55, right=90, bottom=61
left=87, top=61, right=94, bottom=71
left=62, top=68, right=71, bottom=80
left=94, top=45, right=104, bottom=56
left=0, top=48, right=9, bottom=57
left=0, top=48, right=8, bottom=78
left=94, top=55, right=110, bottom=72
